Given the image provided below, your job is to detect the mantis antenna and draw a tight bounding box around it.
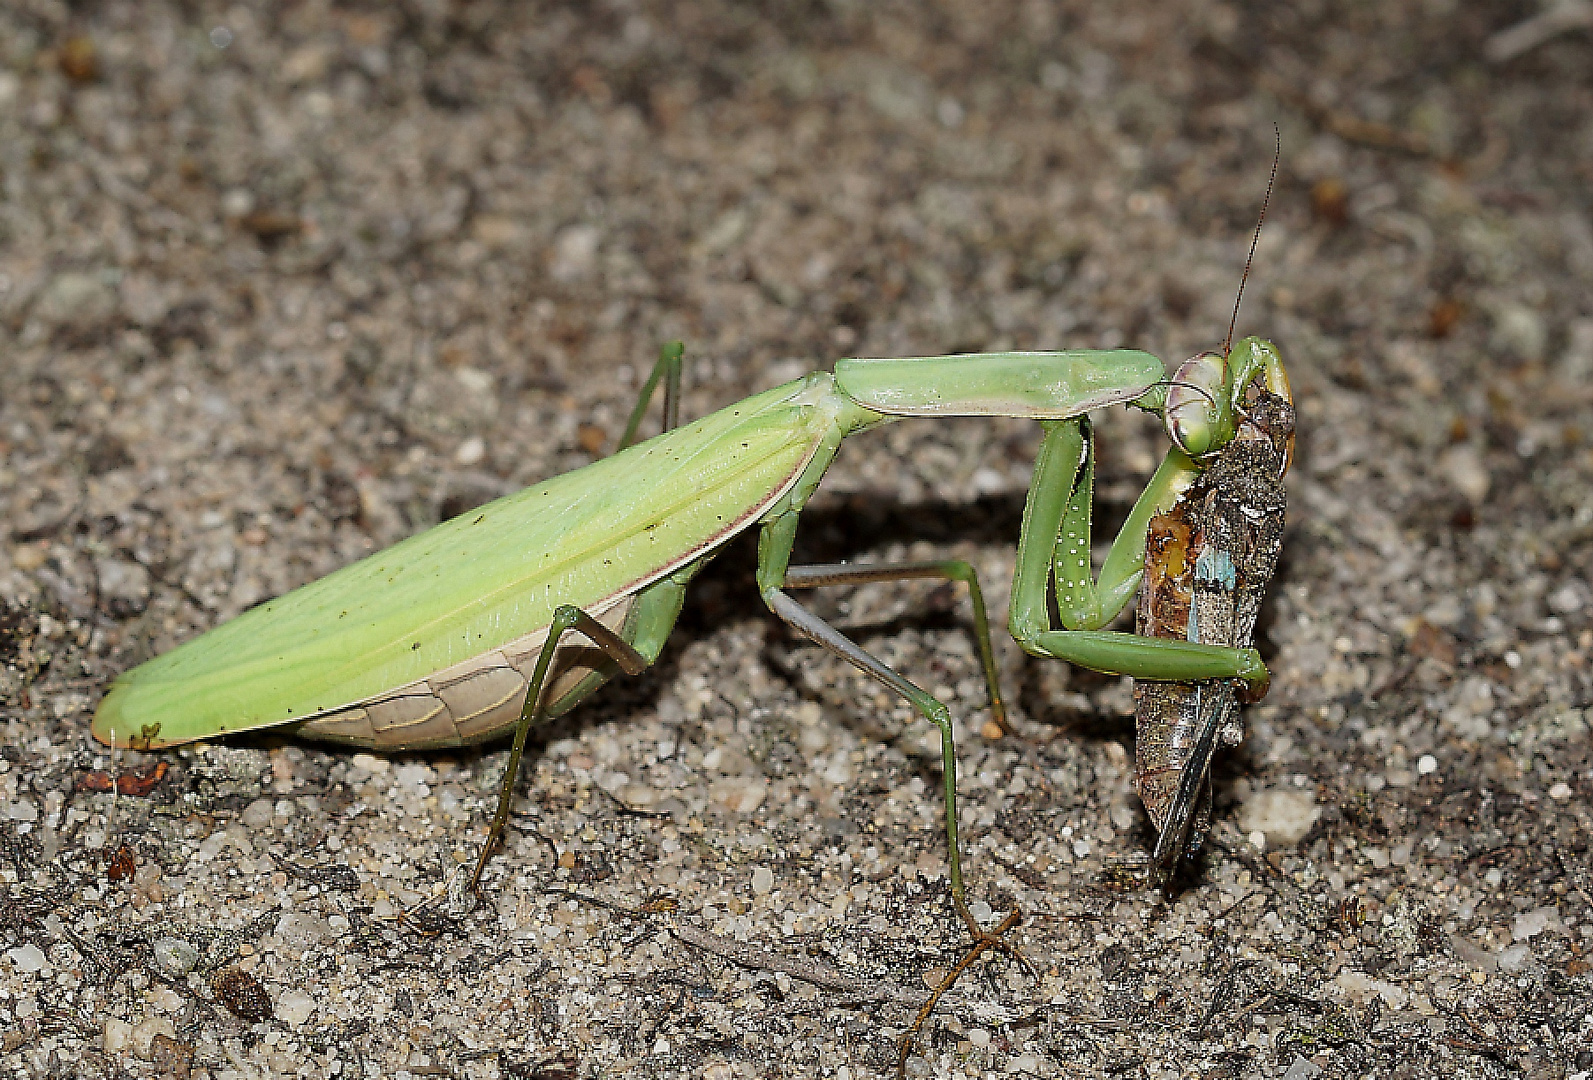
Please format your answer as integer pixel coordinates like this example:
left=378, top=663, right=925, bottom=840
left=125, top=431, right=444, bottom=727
left=1223, top=124, right=1282, bottom=357
left=1146, top=377, right=1219, bottom=408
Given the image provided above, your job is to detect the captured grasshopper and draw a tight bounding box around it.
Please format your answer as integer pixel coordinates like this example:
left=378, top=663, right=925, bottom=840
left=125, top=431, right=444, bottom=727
left=1134, top=350, right=1293, bottom=888
left=1132, top=153, right=1293, bottom=890
left=94, top=322, right=1288, bottom=941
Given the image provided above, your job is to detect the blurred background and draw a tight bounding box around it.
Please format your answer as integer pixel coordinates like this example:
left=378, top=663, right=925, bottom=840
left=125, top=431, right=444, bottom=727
left=1, top=2, right=1590, bottom=1077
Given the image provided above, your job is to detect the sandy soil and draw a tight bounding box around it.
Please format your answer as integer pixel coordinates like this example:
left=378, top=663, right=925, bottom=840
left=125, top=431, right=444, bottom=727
left=2, top=2, right=1590, bottom=1077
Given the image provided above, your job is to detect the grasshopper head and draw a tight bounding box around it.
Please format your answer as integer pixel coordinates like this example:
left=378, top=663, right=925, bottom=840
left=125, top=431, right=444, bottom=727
left=1164, top=337, right=1293, bottom=472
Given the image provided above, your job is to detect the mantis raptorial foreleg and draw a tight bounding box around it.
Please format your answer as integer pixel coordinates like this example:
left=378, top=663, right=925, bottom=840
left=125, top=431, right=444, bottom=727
left=1009, top=417, right=1268, bottom=688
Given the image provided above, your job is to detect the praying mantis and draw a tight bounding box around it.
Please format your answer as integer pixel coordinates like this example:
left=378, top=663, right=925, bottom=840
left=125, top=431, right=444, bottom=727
left=93, top=324, right=1290, bottom=936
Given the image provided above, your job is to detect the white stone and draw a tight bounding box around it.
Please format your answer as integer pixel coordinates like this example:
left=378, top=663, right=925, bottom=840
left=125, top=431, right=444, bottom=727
left=751, top=866, right=774, bottom=895
left=550, top=224, right=600, bottom=282
left=33, top=272, right=119, bottom=331
left=276, top=990, right=317, bottom=1025
left=149, top=986, right=184, bottom=1013
left=7, top=943, right=46, bottom=972
left=132, top=1016, right=177, bottom=1058
left=276, top=912, right=334, bottom=946
left=1282, top=1056, right=1324, bottom=1079
left=1512, top=907, right=1557, bottom=942
left=1490, top=304, right=1546, bottom=363
left=1334, top=970, right=1407, bottom=1009
left=968, top=1027, right=991, bottom=1048
left=103, top=1017, right=133, bottom=1054
left=241, top=798, right=274, bottom=828
left=1497, top=943, right=1532, bottom=973
left=152, top=937, right=200, bottom=977
left=708, top=776, right=767, bottom=814
left=1237, top=786, right=1320, bottom=848
left=1416, top=754, right=1438, bottom=775
left=1438, top=445, right=1489, bottom=504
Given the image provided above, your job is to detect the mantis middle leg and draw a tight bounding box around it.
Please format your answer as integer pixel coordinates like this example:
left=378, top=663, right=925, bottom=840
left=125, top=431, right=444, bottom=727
left=756, top=511, right=999, bottom=938
left=784, top=560, right=1008, bottom=733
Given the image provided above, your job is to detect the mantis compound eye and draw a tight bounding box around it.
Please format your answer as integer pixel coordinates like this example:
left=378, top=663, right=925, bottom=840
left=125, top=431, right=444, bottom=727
left=1164, top=351, right=1232, bottom=458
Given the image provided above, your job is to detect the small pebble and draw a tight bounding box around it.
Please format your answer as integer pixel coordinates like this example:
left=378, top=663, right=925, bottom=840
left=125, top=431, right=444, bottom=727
left=241, top=798, right=274, bottom=828
left=276, top=912, right=335, bottom=947
left=1549, top=782, right=1572, bottom=801
left=7, top=944, right=47, bottom=973
left=32, top=271, right=119, bottom=331
left=1490, top=303, right=1546, bottom=363
left=1548, top=583, right=1584, bottom=614
left=1416, top=754, right=1438, bottom=775
left=1447, top=932, right=1496, bottom=972
left=132, top=1016, right=177, bottom=1058
left=152, top=937, right=200, bottom=977
left=708, top=776, right=767, bottom=814
left=1438, top=445, right=1490, bottom=504
left=103, top=1017, right=133, bottom=1054
left=1496, top=943, right=1532, bottom=973
left=146, top=985, right=183, bottom=1015
left=275, top=989, right=317, bottom=1025
left=1282, top=1056, right=1324, bottom=1079
left=550, top=224, right=600, bottom=282
left=1008, top=1052, right=1042, bottom=1074
left=751, top=866, right=774, bottom=895
left=968, top=1027, right=991, bottom=1048
left=1237, top=786, right=1320, bottom=847
left=1512, top=907, right=1556, bottom=942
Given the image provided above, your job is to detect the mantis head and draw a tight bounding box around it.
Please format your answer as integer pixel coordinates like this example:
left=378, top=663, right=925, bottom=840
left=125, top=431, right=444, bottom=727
left=1163, top=337, right=1294, bottom=473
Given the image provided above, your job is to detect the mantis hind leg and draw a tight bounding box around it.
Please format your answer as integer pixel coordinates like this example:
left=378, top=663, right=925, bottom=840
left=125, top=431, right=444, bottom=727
left=470, top=343, right=696, bottom=890
left=470, top=561, right=699, bottom=890
left=617, top=341, right=685, bottom=450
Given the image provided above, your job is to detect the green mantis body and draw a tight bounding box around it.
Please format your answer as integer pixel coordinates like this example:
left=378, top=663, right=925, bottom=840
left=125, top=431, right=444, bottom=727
left=94, top=337, right=1288, bottom=917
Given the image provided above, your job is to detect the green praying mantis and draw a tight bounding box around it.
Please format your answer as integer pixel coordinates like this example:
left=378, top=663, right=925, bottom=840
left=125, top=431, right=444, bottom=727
left=93, top=321, right=1290, bottom=930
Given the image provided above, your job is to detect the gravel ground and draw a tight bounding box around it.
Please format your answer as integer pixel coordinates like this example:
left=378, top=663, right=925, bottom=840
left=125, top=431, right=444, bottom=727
left=2, top=3, right=1591, bottom=1078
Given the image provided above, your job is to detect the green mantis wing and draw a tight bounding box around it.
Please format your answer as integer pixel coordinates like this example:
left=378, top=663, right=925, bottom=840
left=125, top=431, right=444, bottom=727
left=94, top=376, right=843, bottom=748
